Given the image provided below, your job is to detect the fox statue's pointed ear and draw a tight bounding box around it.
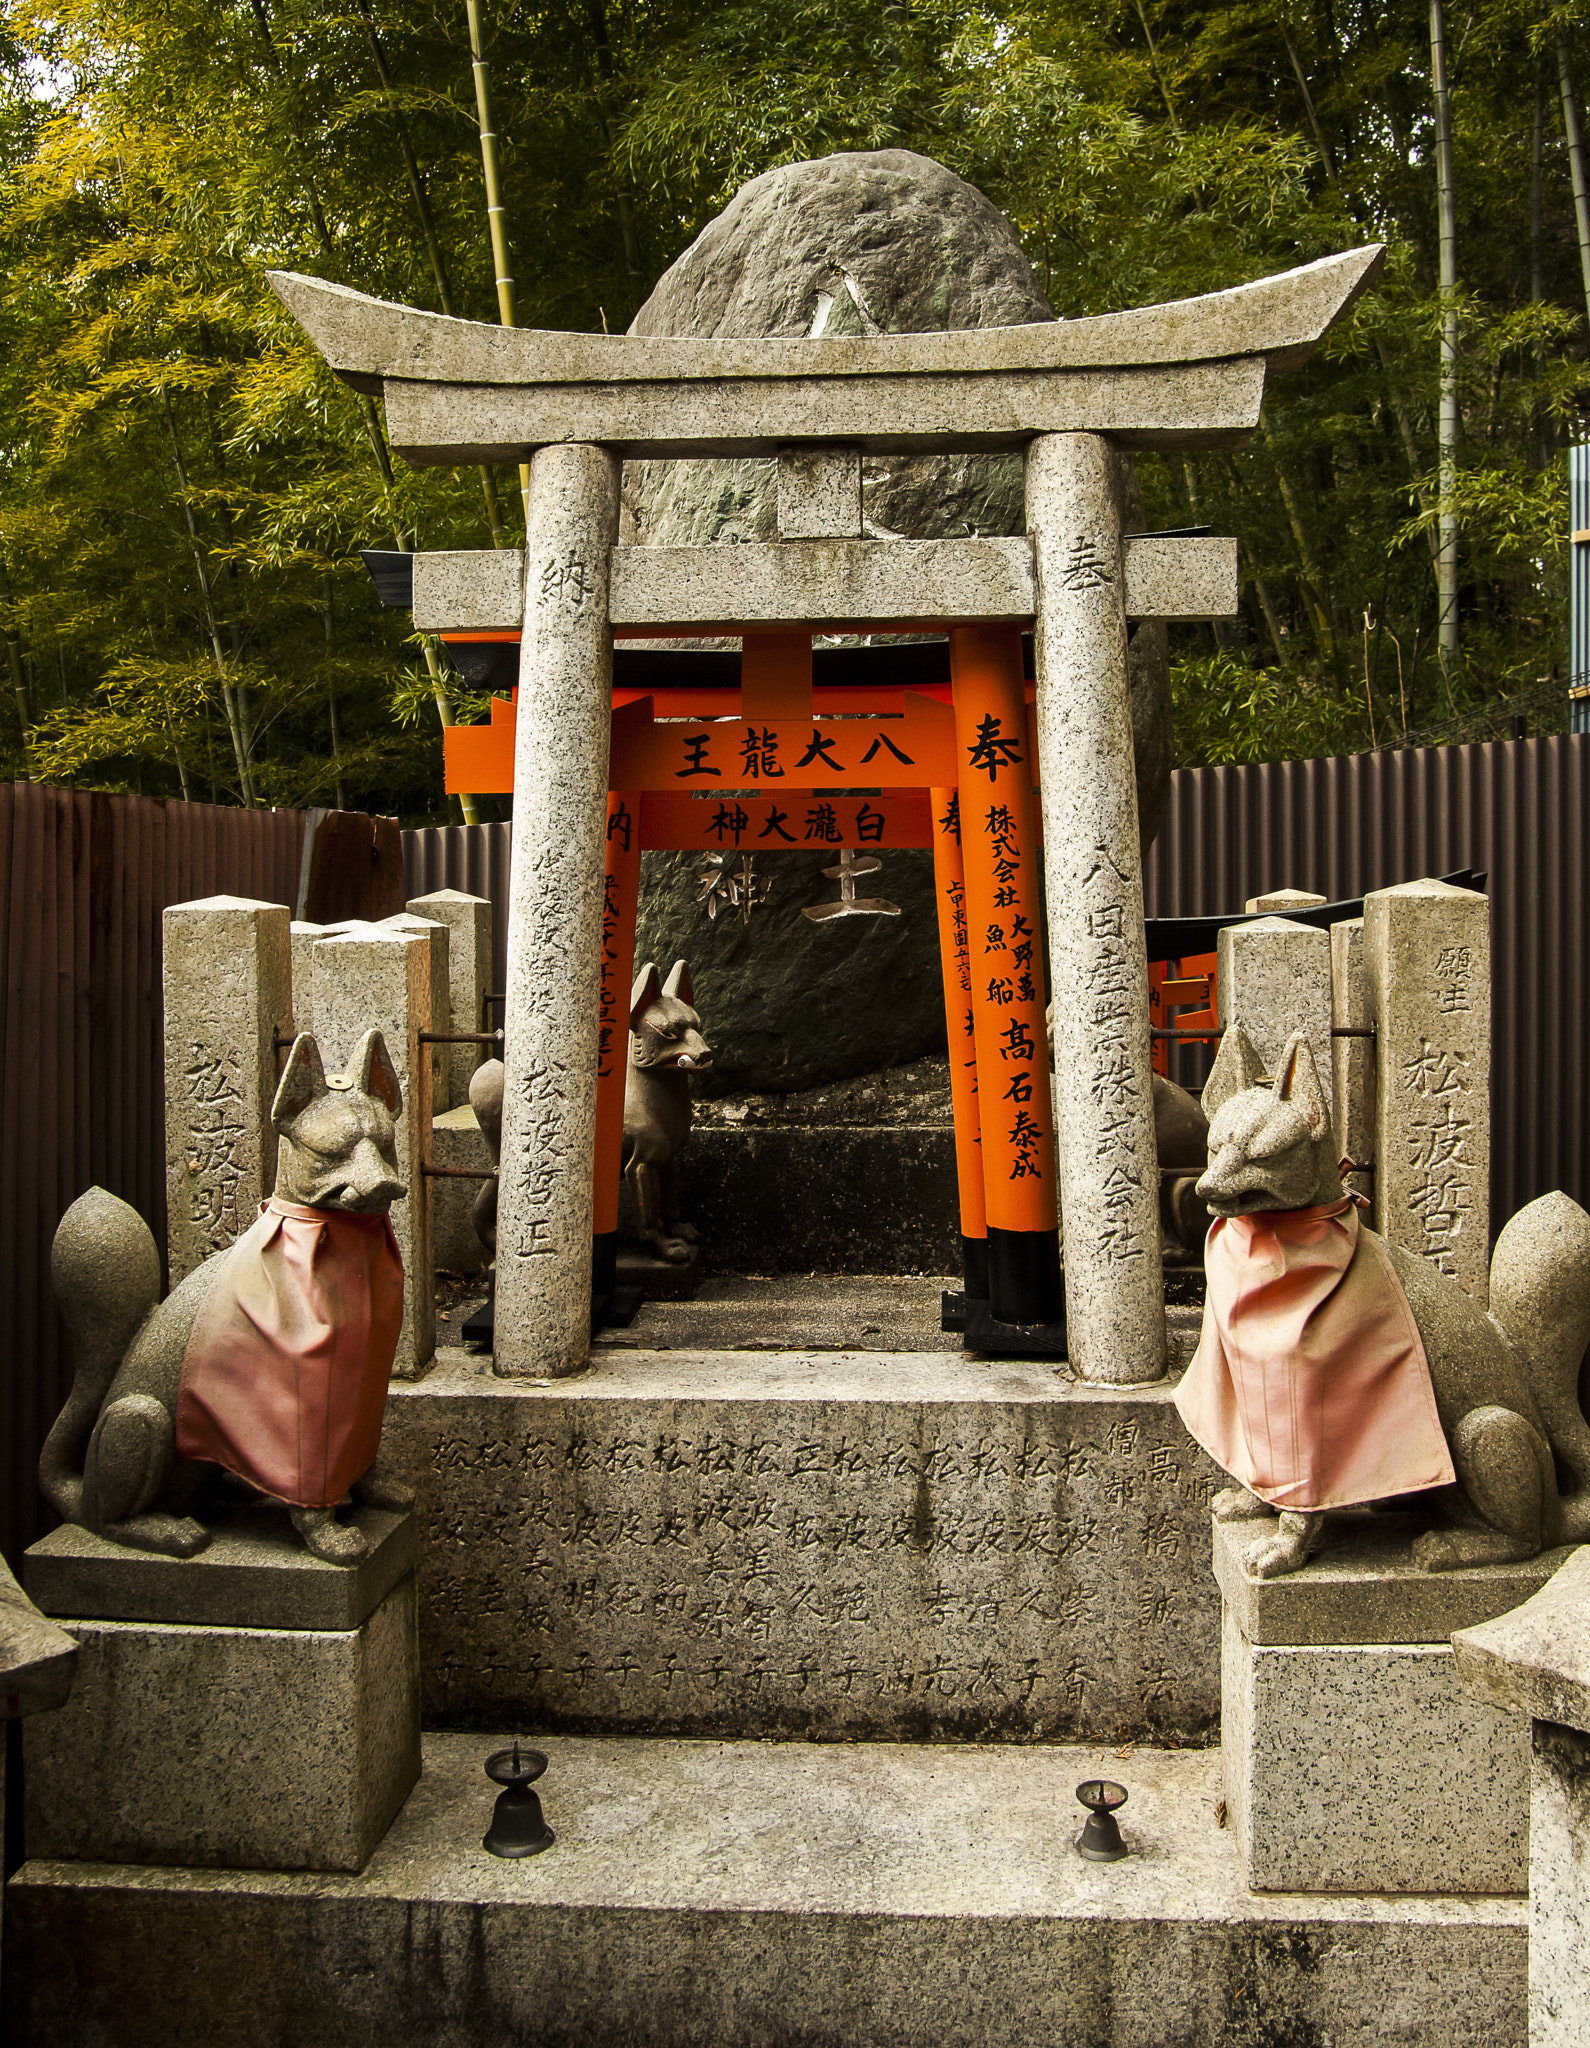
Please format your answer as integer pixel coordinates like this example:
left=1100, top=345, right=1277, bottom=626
left=351, top=1029, right=403, bottom=1116
left=662, top=958, right=694, bottom=1007
left=1274, top=1031, right=1331, bottom=1140
left=630, top=963, right=661, bottom=1029
left=1201, top=1024, right=1265, bottom=1118
left=272, top=1034, right=329, bottom=1131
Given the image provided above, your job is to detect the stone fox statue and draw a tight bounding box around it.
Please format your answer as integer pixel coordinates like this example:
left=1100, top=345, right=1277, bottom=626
left=1179, top=1025, right=1590, bottom=1579
left=40, top=1032, right=411, bottom=1568
left=623, top=959, right=712, bottom=1263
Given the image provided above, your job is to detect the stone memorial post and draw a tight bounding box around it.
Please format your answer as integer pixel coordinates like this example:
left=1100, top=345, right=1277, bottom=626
left=288, top=920, right=326, bottom=1038
left=406, top=887, right=494, bottom=1108
left=1364, top=879, right=1490, bottom=1301
left=163, top=895, right=292, bottom=1286
left=494, top=442, right=622, bottom=1378
left=312, top=928, right=434, bottom=1379
left=1028, top=433, right=1164, bottom=1382
left=382, top=912, right=452, bottom=1112
left=1216, top=915, right=1332, bottom=1092
left=1331, top=917, right=1374, bottom=1202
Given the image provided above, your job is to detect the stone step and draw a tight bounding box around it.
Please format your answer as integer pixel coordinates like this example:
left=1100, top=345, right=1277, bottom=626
left=4, top=1733, right=1524, bottom=2048
left=385, top=1344, right=1221, bottom=1744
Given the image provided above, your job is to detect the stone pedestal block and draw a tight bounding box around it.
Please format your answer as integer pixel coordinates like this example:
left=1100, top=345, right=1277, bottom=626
left=382, top=1350, right=1226, bottom=1743
left=1216, top=913, right=1331, bottom=1092
left=162, top=895, right=292, bottom=1283
left=312, top=929, right=434, bottom=1379
left=23, top=1566, right=419, bottom=1875
left=406, top=888, right=494, bottom=1108
left=1217, top=1518, right=1543, bottom=1894
left=1364, top=879, right=1491, bottom=1301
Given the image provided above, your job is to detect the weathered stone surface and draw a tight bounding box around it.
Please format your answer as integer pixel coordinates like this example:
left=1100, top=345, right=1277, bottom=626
left=1529, top=1719, right=1590, bottom=2048
left=1030, top=432, right=1164, bottom=1384
left=381, top=1351, right=1223, bottom=1742
left=1215, top=1516, right=1575, bottom=1648
left=23, top=1575, right=419, bottom=1873
left=431, top=1102, right=491, bottom=1273
left=777, top=446, right=861, bottom=538
left=1453, top=1543, right=1590, bottom=1734
left=1222, top=1603, right=1528, bottom=1894
left=382, top=911, right=452, bottom=1110
left=1215, top=914, right=1332, bottom=1093
left=495, top=443, right=620, bottom=1379
left=24, top=1503, right=415, bottom=1633
left=312, top=930, right=434, bottom=1379
left=0, top=1556, right=76, bottom=1718
left=4, top=1729, right=1524, bottom=2048
left=1245, top=886, right=1327, bottom=913
left=405, top=888, right=494, bottom=1109
left=1332, top=916, right=1374, bottom=1202
left=162, top=895, right=291, bottom=1284
left=1364, top=879, right=1491, bottom=1300
left=288, top=919, right=326, bottom=1036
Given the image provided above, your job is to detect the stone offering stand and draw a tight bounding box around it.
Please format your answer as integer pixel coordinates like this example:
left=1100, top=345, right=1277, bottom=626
left=4, top=229, right=1581, bottom=2047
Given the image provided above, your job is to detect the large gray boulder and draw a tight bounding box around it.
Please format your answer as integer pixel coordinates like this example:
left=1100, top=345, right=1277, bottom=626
left=629, top=149, right=1173, bottom=1095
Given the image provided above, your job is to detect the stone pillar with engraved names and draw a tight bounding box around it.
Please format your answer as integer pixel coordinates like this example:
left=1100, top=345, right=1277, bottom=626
left=1028, top=433, right=1164, bottom=1383
left=405, top=887, right=494, bottom=1107
left=163, top=896, right=293, bottom=1286
left=1363, top=879, right=1491, bottom=1301
left=1216, top=915, right=1332, bottom=1095
left=494, top=443, right=622, bottom=1377
left=312, top=928, right=434, bottom=1380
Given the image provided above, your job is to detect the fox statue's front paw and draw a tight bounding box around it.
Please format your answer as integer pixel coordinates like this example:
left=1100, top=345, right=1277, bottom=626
left=1247, top=1510, right=1326, bottom=1579
left=1212, top=1485, right=1273, bottom=1524
left=291, top=1506, right=371, bottom=1566
left=672, top=1221, right=701, bottom=1245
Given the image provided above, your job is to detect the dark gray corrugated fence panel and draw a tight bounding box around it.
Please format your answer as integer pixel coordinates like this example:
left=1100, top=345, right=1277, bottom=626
left=1143, top=735, right=1590, bottom=1234
left=0, top=787, right=305, bottom=1569
left=403, top=822, right=515, bottom=1010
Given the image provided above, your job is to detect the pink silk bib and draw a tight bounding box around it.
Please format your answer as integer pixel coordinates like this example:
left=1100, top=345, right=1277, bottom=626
left=1174, top=1196, right=1454, bottom=1511
left=176, top=1198, right=405, bottom=1510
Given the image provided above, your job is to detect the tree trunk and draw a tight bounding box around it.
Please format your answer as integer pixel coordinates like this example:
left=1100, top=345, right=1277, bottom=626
left=1431, top=0, right=1460, bottom=674
left=1558, top=28, right=1590, bottom=329
left=586, top=0, right=645, bottom=305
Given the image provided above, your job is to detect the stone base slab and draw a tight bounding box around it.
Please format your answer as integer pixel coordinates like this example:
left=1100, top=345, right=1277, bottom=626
left=2, top=1734, right=1526, bottom=2048
left=382, top=1349, right=1226, bottom=1743
left=1223, top=1607, right=1528, bottom=1894
left=23, top=1575, right=420, bottom=1873
left=25, top=1504, right=415, bottom=1632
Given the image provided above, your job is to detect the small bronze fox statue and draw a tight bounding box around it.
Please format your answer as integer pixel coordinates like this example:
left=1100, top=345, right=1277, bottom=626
left=41, top=1032, right=412, bottom=1567
left=623, top=959, right=712, bottom=1263
left=1189, top=1025, right=1590, bottom=1578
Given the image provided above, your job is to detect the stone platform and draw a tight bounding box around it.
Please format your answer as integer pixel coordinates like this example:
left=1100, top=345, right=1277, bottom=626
left=3, top=1733, right=1526, bottom=2048
left=381, top=1347, right=1226, bottom=1743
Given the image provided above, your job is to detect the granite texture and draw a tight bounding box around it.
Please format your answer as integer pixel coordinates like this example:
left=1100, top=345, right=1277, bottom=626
left=1529, top=1719, right=1590, bottom=2047
left=1030, top=432, right=1165, bottom=1383
left=382, top=911, right=452, bottom=1110
left=1245, top=888, right=1327, bottom=913
left=23, top=1504, right=415, bottom=1632
left=1453, top=1544, right=1590, bottom=1734
left=1215, top=913, right=1332, bottom=1098
left=4, top=1730, right=1523, bottom=2048
left=1215, top=1516, right=1577, bottom=1647
left=288, top=918, right=325, bottom=1035
left=1332, top=916, right=1375, bottom=1202
left=1223, top=1604, right=1529, bottom=1894
left=494, top=442, right=620, bottom=1380
left=1364, top=879, right=1491, bottom=1301
left=777, top=446, right=862, bottom=538
left=381, top=1350, right=1224, bottom=1742
left=312, top=928, right=435, bottom=1379
left=0, top=1556, right=76, bottom=1717
left=406, top=888, right=494, bottom=1109
left=162, top=895, right=292, bottom=1284
left=431, top=1102, right=491, bottom=1273
left=23, top=1573, right=419, bottom=1873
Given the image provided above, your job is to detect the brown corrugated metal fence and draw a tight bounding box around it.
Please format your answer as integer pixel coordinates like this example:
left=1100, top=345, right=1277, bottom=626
left=402, top=821, right=515, bottom=1009
left=1143, top=735, right=1590, bottom=1232
left=0, top=786, right=304, bottom=1568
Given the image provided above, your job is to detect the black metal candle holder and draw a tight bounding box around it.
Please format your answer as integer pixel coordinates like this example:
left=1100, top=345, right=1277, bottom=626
left=1074, top=1778, right=1129, bottom=1862
left=482, top=1742, right=555, bottom=1859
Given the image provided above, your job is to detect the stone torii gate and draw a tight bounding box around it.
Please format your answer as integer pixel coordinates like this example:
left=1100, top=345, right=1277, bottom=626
left=271, top=244, right=1383, bottom=1385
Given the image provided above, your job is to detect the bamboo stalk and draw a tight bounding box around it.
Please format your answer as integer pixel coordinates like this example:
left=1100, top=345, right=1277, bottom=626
left=1558, top=28, right=1590, bottom=329
left=464, top=0, right=533, bottom=526
left=1431, top=0, right=1460, bottom=674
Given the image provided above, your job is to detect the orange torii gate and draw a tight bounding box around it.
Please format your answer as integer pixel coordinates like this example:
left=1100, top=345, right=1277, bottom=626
left=272, top=241, right=1382, bottom=1383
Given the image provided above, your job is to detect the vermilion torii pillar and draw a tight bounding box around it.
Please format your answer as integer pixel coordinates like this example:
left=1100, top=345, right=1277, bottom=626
left=271, top=242, right=1382, bottom=1381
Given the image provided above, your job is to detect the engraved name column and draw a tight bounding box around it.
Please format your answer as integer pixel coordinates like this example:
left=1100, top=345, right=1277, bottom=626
left=162, top=895, right=292, bottom=1285
left=1364, top=878, right=1491, bottom=1301
left=1027, top=433, right=1165, bottom=1382
left=495, top=441, right=623, bottom=1377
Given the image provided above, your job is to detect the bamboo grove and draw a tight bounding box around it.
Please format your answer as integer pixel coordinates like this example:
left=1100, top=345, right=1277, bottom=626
left=2, top=0, right=1588, bottom=815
